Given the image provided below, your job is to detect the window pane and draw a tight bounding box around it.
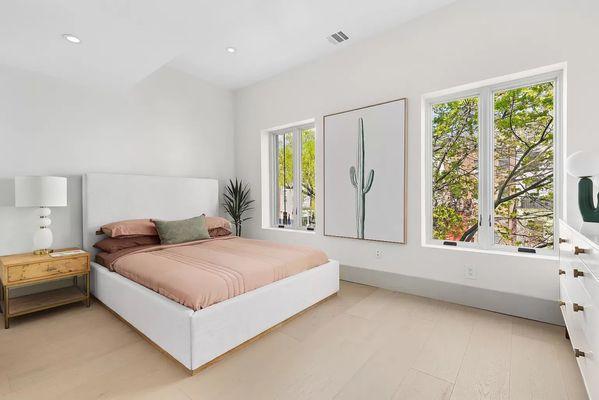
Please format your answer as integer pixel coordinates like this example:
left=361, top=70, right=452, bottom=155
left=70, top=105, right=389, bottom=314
left=493, top=82, right=554, bottom=249
left=432, top=97, right=479, bottom=242
left=276, top=132, right=294, bottom=227
left=301, top=128, right=316, bottom=230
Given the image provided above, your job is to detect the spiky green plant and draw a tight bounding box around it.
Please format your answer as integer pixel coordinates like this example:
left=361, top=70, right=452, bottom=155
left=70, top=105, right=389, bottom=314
left=223, top=179, right=254, bottom=236
left=349, top=117, right=375, bottom=239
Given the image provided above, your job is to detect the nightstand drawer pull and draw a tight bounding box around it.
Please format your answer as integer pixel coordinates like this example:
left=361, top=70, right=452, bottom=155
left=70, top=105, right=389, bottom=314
left=574, top=246, right=588, bottom=255
left=573, top=268, right=585, bottom=278
left=559, top=301, right=566, bottom=307
left=573, top=303, right=585, bottom=312
left=574, top=348, right=586, bottom=358
left=559, top=237, right=568, bottom=244
left=559, top=269, right=566, bottom=276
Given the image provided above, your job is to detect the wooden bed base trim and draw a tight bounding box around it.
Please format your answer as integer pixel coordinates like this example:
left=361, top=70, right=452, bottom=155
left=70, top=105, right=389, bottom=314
left=93, top=292, right=338, bottom=376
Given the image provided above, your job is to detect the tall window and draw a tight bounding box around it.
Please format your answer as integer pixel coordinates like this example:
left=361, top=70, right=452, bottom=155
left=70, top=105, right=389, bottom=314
left=425, top=70, right=561, bottom=255
left=270, top=123, right=316, bottom=230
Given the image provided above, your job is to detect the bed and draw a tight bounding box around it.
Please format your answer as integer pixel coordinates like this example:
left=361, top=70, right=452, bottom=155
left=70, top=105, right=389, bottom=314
left=82, top=173, right=339, bottom=374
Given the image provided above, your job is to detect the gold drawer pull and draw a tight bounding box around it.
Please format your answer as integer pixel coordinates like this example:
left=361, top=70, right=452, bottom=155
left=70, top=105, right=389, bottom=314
left=573, top=269, right=585, bottom=278
left=559, top=301, right=566, bottom=307
left=574, top=348, right=586, bottom=358
left=559, top=269, right=566, bottom=276
left=559, top=238, right=568, bottom=244
left=573, top=303, right=585, bottom=312
left=574, top=246, right=588, bottom=255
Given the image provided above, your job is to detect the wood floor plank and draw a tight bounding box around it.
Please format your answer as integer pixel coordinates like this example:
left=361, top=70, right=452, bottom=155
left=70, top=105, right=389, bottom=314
left=413, top=304, right=475, bottom=383
left=334, top=317, right=434, bottom=400
left=392, top=369, right=453, bottom=400
left=0, top=280, right=589, bottom=400
left=509, top=333, right=568, bottom=400
left=449, top=311, right=512, bottom=400
left=345, top=288, right=396, bottom=320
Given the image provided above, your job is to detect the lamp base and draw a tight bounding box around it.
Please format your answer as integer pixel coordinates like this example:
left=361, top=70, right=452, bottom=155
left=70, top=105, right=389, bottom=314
left=33, top=248, right=54, bottom=255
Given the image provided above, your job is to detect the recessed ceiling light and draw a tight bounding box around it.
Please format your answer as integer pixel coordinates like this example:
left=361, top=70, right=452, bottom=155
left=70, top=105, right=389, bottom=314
left=226, top=47, right=236, bottom=54
left=63, top=34, right=81, bottom=44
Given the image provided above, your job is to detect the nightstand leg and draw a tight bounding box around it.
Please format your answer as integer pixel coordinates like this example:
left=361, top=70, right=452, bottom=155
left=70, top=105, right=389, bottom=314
left=3, top=286, right=9, bottom=329
left=86, top=272, right=90, bottom=307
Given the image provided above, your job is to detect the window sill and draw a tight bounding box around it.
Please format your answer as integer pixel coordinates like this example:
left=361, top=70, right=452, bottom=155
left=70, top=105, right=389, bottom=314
left=262, top=226, right=316, bottom=235
left=421, top=243, right=558, bottom=261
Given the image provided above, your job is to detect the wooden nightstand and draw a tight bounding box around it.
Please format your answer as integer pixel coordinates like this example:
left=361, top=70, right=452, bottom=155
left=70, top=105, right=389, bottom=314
left=0, top=248, right=90, bottom=329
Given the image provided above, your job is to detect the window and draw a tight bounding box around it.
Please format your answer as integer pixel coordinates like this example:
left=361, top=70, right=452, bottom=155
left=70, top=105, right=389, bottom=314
left=270, top=123, right=316, bottom=230
left=425, top=69, right=562, bottom=255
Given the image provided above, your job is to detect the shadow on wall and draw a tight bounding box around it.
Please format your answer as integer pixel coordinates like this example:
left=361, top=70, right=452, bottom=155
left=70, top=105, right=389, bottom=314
left=0, top=178, right=14, bottom=206
left=0, top=176, right=83, bottom=255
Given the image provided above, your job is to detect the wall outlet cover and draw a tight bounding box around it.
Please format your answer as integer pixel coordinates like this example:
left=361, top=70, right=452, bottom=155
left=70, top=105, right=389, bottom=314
left=465, top=265, right=476, bottom=280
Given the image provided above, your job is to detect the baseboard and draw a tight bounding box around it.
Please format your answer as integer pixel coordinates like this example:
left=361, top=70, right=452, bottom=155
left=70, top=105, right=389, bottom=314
left=340, top=265, right=563, bottom=326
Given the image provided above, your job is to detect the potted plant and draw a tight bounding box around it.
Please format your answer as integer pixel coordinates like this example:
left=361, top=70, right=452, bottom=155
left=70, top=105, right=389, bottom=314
left=223, top=179, right=254, bottom=236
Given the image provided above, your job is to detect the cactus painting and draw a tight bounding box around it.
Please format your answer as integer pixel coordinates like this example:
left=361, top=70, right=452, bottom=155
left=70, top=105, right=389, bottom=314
left=323, top=98, right=406, bottom=243
left=349, top=118, right=374, bottom=239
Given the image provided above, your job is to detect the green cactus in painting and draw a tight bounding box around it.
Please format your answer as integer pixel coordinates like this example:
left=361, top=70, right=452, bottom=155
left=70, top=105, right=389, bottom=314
left=349, top=117, right=375, bottom=239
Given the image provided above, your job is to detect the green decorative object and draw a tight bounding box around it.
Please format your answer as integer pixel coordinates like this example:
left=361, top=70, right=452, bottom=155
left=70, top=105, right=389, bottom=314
left=566, top=151, right=599, bottom=223
left=153, top=215, right=211, bottom=245
left=578, top=177, right=599, bottom=222
left=349, top=117, right=375, bottom=239
left=223, top=179, right=254, bottom=236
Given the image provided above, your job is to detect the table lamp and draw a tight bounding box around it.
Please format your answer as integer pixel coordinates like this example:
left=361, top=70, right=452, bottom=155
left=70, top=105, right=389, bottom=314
left=15, top=176, right=67, bottom=254
left=566, top=151, right=599, bottom=223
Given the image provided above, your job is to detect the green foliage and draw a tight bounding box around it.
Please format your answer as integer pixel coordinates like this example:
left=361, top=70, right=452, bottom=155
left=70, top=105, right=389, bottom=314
left=301, top=129, right=316, bottom=215
left=432, top=81, right=555, bottom=248
left=278, top=133, right=294, bottom=190
left=277, top=129, right=316, bottom=226
left=432, top=97, right=479, bottom=242
left=492, top=82, right=554, bottom=248
left=223, top=179, right=254, bottom=237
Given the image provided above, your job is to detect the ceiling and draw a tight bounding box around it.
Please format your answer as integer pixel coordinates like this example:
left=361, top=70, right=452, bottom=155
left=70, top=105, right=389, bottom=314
left=0, top=0, right=455, bottom=90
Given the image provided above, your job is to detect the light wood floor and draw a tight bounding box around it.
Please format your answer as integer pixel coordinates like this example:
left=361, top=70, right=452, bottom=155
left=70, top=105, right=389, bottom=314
left=0, top=281, right=588, bottom=400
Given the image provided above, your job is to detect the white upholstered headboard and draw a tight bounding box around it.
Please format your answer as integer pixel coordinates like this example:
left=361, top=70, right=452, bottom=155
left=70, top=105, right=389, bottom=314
left=82, top=173, right=219, bottom=253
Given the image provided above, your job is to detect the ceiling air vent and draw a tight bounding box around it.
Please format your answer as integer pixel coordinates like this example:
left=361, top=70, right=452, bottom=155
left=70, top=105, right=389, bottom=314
left=327, top=30, right=349, bottom=45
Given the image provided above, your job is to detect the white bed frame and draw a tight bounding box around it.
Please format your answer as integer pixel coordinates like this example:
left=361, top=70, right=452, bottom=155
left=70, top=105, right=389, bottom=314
left=82, top=173, right=339, bottom=373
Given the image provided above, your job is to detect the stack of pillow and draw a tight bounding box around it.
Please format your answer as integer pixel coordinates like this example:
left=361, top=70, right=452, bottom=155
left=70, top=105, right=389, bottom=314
left=94, top=215, right=232, bottom=254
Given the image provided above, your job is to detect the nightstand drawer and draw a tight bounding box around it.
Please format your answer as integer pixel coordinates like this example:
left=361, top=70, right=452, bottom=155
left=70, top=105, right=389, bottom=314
left=7, top=257, right=88, bottom=283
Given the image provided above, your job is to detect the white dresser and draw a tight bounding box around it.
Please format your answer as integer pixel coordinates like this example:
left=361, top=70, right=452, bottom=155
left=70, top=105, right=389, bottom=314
left=560, top=220, right=599, bottom=399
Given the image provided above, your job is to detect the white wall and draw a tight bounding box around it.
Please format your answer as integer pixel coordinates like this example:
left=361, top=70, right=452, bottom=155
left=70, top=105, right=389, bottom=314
left=0, top=65, right=235, bottom=255
left=234, top=0, right=599, bottom=301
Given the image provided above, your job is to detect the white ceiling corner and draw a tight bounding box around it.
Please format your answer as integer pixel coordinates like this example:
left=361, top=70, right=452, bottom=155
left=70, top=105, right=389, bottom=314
left=0, top=0, right=456, bottom=90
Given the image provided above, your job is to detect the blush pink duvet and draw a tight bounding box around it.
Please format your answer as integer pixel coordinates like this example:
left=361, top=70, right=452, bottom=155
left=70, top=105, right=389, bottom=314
left=106, top=237, right=329, bottom=310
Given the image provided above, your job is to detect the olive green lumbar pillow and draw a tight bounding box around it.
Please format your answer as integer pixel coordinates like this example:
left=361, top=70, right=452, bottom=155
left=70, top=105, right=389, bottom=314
left=153, top=215, right=211, bottom=245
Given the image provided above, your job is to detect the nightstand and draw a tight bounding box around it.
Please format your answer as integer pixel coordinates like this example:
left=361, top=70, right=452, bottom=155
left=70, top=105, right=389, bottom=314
left=0, top=248, right=90, bottom=329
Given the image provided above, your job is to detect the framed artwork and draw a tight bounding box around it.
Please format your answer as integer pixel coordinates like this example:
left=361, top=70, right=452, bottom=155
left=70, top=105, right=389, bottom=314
left=323, top=98, right=407, bottom=243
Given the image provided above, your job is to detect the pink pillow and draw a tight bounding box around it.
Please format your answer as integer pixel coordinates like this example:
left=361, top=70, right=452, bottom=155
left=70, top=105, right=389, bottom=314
left=101, top=219, right=158, bottom=238
left=205, top=216, right=232, bottom=232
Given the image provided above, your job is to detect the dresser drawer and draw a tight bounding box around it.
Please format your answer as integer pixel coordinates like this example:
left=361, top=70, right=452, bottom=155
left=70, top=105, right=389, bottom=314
left=562, top=222, right=599, bottom=280
left=560, top=280, right=599, bottom=397
left=563, top=272, right=599, bottom=350
left=7, top=257, right=88, bottom=284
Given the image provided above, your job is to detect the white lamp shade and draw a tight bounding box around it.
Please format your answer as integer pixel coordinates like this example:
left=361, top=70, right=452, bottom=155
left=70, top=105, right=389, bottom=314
left=15, top=176, right=67, bottom=207
left=566, top=151, right=599, bottom=178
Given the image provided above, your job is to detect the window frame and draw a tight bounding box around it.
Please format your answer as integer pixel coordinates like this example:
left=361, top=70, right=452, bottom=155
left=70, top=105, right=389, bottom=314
left=269, top=122, right=316, bottom=231
left=423, top=69, right=563, bottom=256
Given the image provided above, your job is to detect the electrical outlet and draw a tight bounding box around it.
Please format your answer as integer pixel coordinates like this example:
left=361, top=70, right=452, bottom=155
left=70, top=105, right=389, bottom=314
left=375, top=250, right=383, bottom=259
left=465, top=265, right=476, bottom=280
